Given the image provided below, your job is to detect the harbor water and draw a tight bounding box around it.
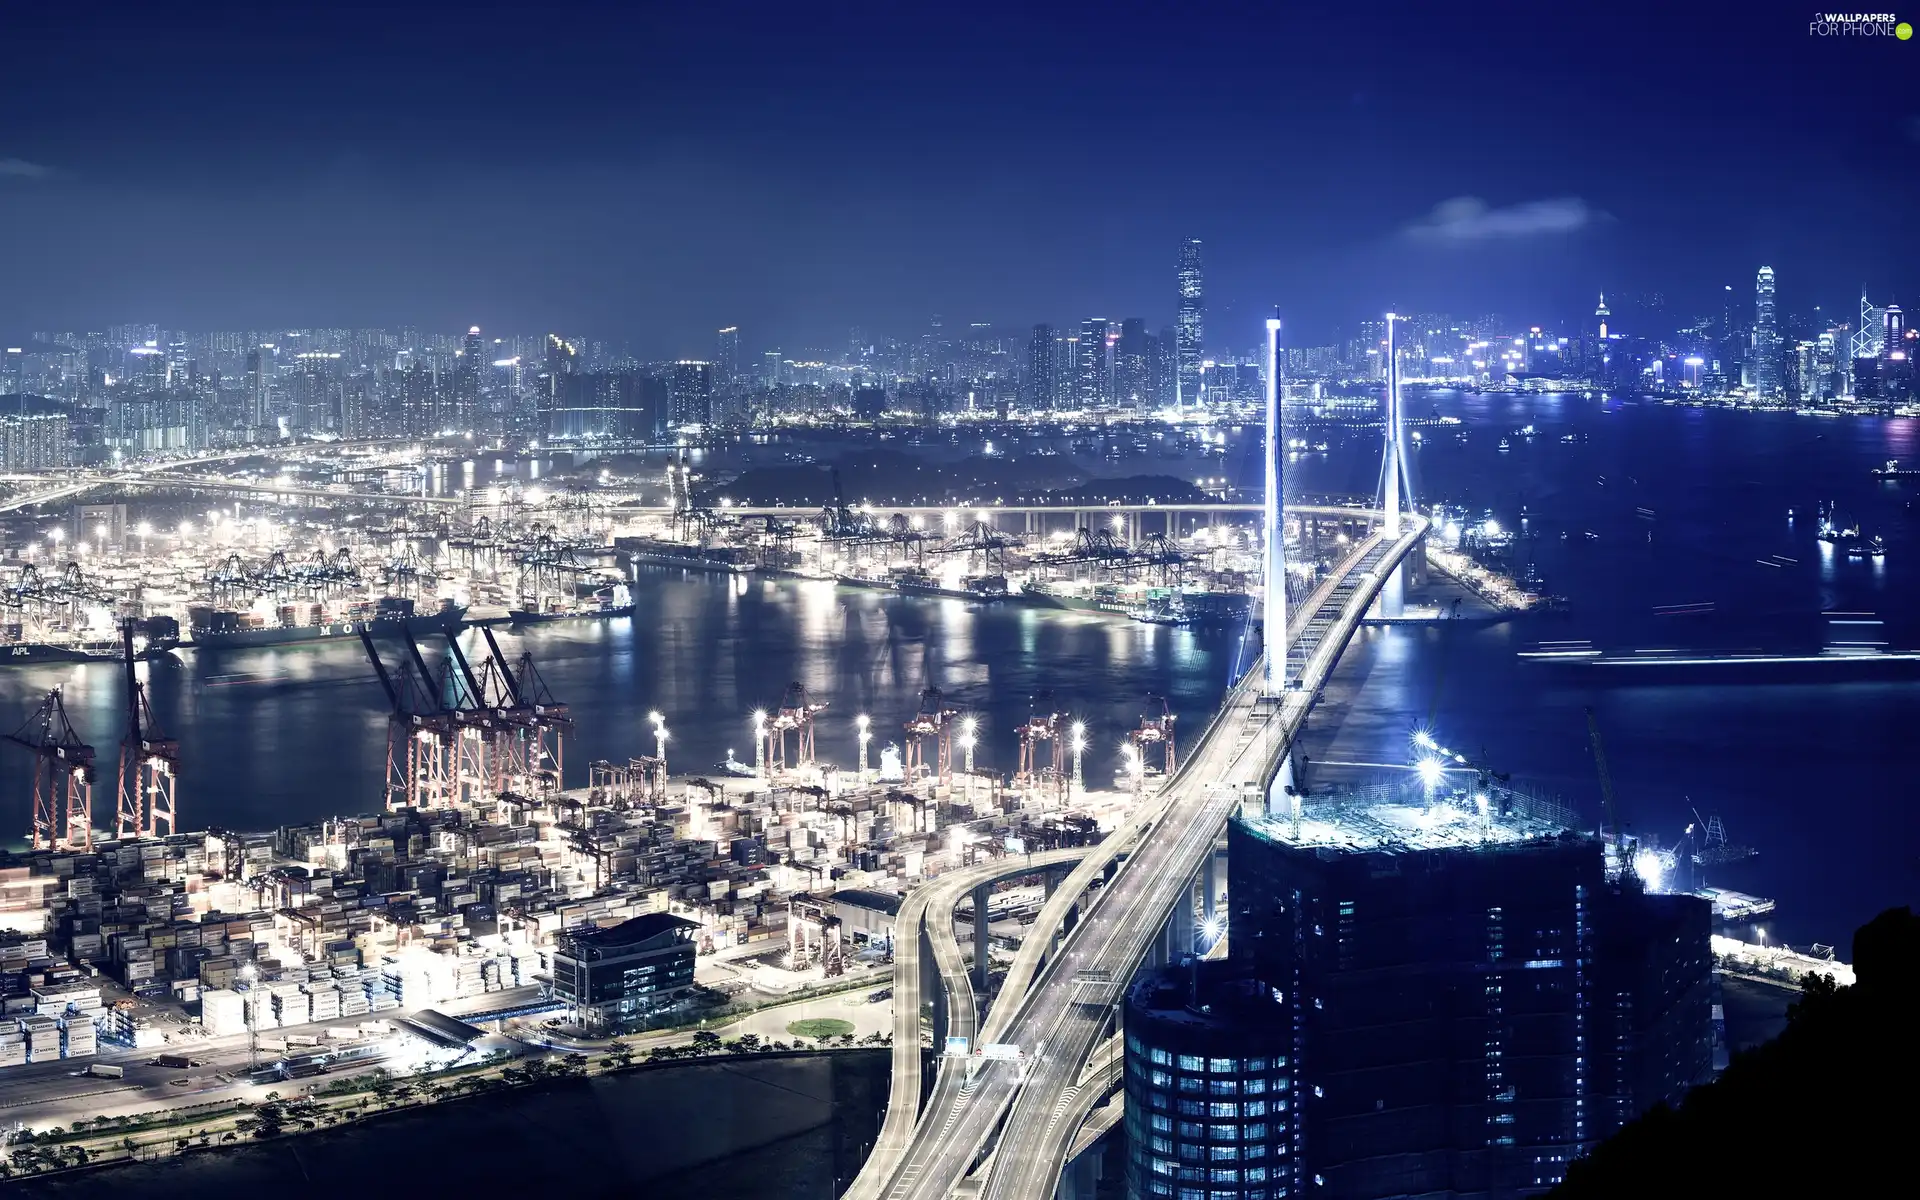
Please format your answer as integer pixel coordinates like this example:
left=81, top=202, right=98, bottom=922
left=1, top=394, right=1916, bottom=946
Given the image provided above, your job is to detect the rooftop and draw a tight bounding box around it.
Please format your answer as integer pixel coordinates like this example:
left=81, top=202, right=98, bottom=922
left=560, top=912, right=698, bottom=951
left=1241, top=791, right=1574, bottom=856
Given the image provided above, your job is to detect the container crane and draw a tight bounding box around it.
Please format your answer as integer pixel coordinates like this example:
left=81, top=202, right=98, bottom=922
left=7, top=689, right=96, bottom=851
left=115, top=620, right=179, bottom=839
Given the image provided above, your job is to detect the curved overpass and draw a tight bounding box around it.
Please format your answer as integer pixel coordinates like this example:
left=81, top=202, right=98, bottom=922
left=876, top=516, right=1429, bottom=1200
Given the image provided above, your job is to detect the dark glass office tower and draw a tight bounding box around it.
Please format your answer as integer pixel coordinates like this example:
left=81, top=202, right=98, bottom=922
left=1123, top=960, right=1295, bottom=1200
left=1221, top=791, right=1711, bottom=1198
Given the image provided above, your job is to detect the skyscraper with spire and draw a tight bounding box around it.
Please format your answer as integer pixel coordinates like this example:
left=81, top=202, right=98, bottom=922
left=1175, top=238, right=1204, bottom=406
left=1595, top=292, right=1610, bottom=340
left=1752, top=267, right=1781, bottom=400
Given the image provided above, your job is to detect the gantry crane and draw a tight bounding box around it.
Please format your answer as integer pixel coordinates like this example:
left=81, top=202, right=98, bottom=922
left=7, top=689, right=96, bottom=851
left=1127, top=694, right=1178, bottom=777
left=903, top=687, right=957, bottom=787
left=116, top=620, right=179, bottom=840
left=362, top=625, right=454, bottom=810
left=765, top=682, right=827, bottom=774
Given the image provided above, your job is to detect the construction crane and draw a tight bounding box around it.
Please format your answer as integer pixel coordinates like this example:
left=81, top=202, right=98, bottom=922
left=7, top=689, right=96, bottom=851
left=1584, top=706, right=1627, bottom=864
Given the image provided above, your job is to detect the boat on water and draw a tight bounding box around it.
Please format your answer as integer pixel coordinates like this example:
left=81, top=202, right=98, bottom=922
left=837, top=567, right=1008, bottom=601
left=620, top=536, right=756, bottom=574
left=1870, top=459, right=1920, bottom=480
left=465, top=602, right=514, bottom=625
left=188, top=598, right=465, bottom=649
left=713, top=750, right=758, bottom=779
left=511, top=582, right=634, bottom=624
left=1520, top=645, right=1920, bottom=679
left=1, top=615, right=182, bottom=663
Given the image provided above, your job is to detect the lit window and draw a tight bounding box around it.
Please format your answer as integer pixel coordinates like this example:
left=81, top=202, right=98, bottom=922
left=1246, top=1123, right=1268, bottom=1139
left=1209, top=1123, right=1235, bottom=1141
left=1245, top=1077, right=1268, bottom=1095
left=1209, top=1056, right=1237, bottom=1073
left=1209, top=1102, right=1238, bottom=1118
left=1152, top=1048, right=1172, bottom=1066
left=1209, top=1145, right=1239, bottom=1162
left=1246, top=1167, right=1269, bottom=1183
left=1179, top=1054, right=1206, bottom=1071
left=1180, top=1077, right=1205, bottom=1093
left=1244, top=1100, right=1267, bottom=1117
left=1153, top=1114, right=1172, bottom=1133
left=1247, top=1057, right=1269, bottom=1071
left=1209, top=1167, right=1239, bottom=1183
left=1151, top=1070, right=1172, bottom=1087
left=1209, top=1079, right=1238, bottom=1096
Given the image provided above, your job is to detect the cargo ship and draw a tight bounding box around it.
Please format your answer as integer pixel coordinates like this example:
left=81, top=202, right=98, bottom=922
left=836, top=567, right=1008, bottom=601
left=618, top=537, right=756, bottom=574
left=187, top=597, right=466, bottom=649
left=1, top=616, right=181, bottom=663
left=510, top=582, right=634, bottom=624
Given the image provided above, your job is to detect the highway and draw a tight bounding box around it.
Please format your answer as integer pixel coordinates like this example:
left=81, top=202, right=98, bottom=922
left=0, top=440, right=406, bottom=513
left=859, top=848, right=1090, bottom=1200
left=869, top=517, right=1426, bottom=1200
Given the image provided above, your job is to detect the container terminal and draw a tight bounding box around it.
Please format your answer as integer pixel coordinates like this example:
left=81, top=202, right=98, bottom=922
left=1, top=443, right=1529, bottom=667
left=0, top=618, right=1183, bottom=1089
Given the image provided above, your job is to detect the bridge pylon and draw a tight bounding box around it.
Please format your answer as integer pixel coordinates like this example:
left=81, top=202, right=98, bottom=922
left=1380, top=312, right=1410, bottom=617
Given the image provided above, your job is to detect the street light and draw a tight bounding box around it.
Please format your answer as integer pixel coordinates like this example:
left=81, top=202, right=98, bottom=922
left=1070, top=721, right=1087, bottom=795
left=238, top=963, right=259, bottom=1071
left=857, top=714, right=872, bottom=778
left=753, top=710, right=768, bottom=776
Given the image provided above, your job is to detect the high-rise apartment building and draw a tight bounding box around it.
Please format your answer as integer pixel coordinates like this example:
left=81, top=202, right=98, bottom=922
left=668, top=361, right=714, bottom=426
left=1752, top=267, right=1781, bottom=400
left=1117, top=318, right=1150, bottom=410
left=716, top=326, right=740, bottom=393
left=245, top=346, right=273, bottom=429
left=1078, top=317, right=1110, bottom=407
left=1176, top=239, right=1205, bottom=405
left=1025, top=324, right=1057, bottom=410
left=450, top=325, right=483, bottom=430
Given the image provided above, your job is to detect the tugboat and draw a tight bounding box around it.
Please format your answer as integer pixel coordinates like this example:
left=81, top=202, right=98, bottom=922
left=1497, top=438, right=1512, bottom=452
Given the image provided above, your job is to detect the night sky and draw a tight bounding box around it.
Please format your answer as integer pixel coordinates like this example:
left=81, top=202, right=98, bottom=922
left=1, top=1, right=1914, bottom=352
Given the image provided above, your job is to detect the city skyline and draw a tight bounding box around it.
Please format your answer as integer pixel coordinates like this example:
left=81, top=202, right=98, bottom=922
left=2, top=3, right=1916, bottom=351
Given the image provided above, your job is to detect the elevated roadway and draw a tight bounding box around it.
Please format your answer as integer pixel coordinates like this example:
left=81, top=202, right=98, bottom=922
left=0, top=440, right=408, bottom=513
left=866, top=515, right=1428, bottom=1200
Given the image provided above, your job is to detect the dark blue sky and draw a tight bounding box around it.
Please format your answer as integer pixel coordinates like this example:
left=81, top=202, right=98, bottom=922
left=1, top=1, right=1914, bottom=354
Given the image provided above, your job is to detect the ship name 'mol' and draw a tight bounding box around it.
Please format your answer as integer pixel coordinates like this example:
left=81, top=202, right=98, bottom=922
left=1809, top=12, right=1903, bottom=33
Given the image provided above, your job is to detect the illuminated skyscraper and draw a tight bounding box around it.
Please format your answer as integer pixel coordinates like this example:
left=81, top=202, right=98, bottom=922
left=245, top=345, right=273, bottom=430
left=716, top=326, right=739, bottom=393
left=668, top=361, right=714, bottom=426
left=1025, top=323, right=1056, bottom=410
left=1176, top=239, right=1204, bottom=405
left=1078, top=317, right=1110, bottom=407
left=1116, top=317, right=1150, bottom=410
left=1751, top=267, right=1781, bottom=400
left=453, top=325, right=484, bottom=429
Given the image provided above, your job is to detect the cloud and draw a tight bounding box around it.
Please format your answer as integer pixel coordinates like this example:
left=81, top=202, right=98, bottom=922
left=0, top=158, right=57, bottom=180
left=1402, top=196, right=1601, bottom=242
